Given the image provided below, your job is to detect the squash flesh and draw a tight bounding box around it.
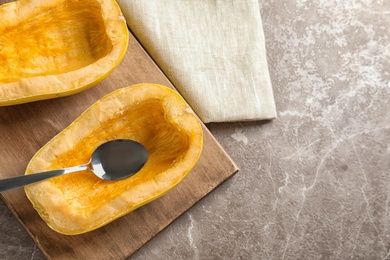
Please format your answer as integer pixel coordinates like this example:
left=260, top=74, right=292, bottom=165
left=0, top=0, right=113, bottom=84
left=24, top=84, right=203, bottom=235
left=49, top=99, right=189, bottom=213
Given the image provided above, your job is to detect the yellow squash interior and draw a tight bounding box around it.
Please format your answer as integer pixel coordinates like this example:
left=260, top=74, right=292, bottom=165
left=24, top=84, right=203, bottom=235
left=0, top=0, right=112, bottom=84
left=49, top=99, right=189, bottom=213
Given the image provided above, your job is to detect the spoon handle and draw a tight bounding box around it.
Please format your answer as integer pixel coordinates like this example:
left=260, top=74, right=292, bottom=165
left=0, top=164, right=89, bottom=192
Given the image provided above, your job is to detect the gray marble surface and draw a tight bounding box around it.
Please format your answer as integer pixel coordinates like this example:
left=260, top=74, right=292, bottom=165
left=1, top=0, right=389, bottom=259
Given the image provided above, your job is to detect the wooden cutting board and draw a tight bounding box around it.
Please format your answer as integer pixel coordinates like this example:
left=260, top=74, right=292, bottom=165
left=0, top=1, right=238, bottom=259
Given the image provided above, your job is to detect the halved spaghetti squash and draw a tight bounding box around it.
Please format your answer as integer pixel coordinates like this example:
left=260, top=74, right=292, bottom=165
left=24, top=84, right=203, bottom=235
left=0, top=0, right=129, bottom=105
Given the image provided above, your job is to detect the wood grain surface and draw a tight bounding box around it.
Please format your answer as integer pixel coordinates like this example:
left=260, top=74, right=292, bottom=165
left=0, top=0, right=238, bottom=259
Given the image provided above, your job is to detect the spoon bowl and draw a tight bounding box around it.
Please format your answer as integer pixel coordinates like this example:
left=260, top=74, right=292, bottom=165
left=0, top=139, right=148, bottom=192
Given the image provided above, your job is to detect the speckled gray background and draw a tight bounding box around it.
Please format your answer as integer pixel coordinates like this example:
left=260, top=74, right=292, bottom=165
left=1, top=0, right=389, bottom=259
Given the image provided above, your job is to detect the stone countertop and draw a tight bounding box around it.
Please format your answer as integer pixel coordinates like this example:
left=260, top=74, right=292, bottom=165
left=1, top=0, right=389, bottom=259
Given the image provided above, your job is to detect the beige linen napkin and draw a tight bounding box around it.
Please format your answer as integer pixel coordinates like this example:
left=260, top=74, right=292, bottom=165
left=116, top=0, right=277, bottom=123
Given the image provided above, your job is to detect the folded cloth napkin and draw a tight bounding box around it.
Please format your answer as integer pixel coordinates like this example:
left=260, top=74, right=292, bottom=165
left=116, top=0, right=277, bottom=123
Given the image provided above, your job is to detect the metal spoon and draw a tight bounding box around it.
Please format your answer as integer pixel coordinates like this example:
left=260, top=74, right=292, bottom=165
left=0, top=139, right=148, bottom=192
